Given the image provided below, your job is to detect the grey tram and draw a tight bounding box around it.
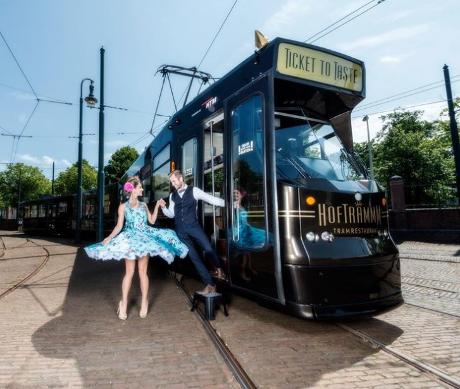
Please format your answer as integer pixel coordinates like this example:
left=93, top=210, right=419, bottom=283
left=128, top=37, right=403, bottom=319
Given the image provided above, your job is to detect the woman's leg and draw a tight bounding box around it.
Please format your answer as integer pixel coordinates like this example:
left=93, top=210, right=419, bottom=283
left=121, top=259, right=136, bottom=313
left=138, top=256, right=149, bottom=314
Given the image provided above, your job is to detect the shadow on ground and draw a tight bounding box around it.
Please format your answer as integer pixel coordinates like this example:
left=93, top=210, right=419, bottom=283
left=31, top=246, right=181, bottom=387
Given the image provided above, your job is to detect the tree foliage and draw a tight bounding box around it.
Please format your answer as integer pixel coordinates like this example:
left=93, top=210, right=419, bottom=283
left=104, top=146, right=139, bottom=184
left=54, top=160, right=97, bottom=195
left=354, top=110, right=456, bottom=206
left=0, top=163, right=51, bottom=208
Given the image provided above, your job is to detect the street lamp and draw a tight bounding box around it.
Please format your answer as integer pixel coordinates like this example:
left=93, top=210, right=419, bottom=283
left=76, top=78, right=97, bottom=243
left=362, top=115, right=374, bottom=180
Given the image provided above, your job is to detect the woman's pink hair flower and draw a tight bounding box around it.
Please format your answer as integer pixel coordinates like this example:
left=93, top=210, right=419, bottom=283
left=123, top=182, right=134, bottom=193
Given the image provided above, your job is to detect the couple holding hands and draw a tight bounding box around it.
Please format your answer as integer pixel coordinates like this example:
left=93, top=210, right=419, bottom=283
left=85, top=170, right=226, bottom=320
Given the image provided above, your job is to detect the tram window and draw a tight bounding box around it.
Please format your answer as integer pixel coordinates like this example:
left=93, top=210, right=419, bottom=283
left=39, top=205, right=46, bottom=218
left=153, top=144, right=170, bottom=170
left=104, top=194, right=110, bottom=215
left=275, top=116, right=366, bottom=182
left=152, top=144, right=171, bottom=201
left=181, top=137, right=197, bottom=186
left=31, top=205, right=38, bottom=218
left=152, top=163, right=170, bottom=200
left=231, top=94, right=267, bottom=250
left=203, top=119, right=225, bottom=238
left=58, top=202, right=67, bottom=215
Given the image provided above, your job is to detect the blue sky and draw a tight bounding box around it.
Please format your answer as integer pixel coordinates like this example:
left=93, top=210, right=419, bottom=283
left=1, top=0, right=459, bottom=179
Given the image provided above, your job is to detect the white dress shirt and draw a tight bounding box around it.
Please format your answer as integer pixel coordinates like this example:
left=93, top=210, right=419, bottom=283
left=161, top=184, right=225, bottom=218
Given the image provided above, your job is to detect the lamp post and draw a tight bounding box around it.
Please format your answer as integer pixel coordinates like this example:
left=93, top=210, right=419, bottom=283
left=76, top=79, right=97, bottom=243
left=96, top=47, right=105, bottom=242
left=362, top=115, right=374, bottom=180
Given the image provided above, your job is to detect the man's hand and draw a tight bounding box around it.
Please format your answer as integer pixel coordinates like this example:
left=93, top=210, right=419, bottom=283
left=157, top=198, right=166, bottom=208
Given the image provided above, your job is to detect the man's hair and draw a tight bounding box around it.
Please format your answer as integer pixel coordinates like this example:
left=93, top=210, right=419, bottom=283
left=169, top=170, right=183, bottom=179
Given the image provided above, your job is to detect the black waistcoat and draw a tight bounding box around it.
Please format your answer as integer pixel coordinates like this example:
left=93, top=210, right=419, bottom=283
left=171, top=186, right=198, bottom=227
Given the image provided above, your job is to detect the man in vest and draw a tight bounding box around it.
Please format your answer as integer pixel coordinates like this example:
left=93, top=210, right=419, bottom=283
left=159, top=170, right=226, bottom=294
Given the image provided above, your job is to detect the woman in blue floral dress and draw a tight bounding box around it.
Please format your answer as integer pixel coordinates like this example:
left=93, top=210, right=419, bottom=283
left=85, top=176, right=188, bottom=320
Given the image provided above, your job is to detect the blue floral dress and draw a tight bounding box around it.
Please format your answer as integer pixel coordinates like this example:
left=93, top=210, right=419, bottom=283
left=84, top=202, right=188, bottom=264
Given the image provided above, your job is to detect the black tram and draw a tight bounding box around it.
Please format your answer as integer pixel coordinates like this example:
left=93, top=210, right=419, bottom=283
left=128, top=37, right=402, bottom=319
left=20, top=183, right=120, bottom=238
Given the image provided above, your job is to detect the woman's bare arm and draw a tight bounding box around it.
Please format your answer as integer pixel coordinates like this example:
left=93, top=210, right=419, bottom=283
left=102, top=203, right=125, bottom=245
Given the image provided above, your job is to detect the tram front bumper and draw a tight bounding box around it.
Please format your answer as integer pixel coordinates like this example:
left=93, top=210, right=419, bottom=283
left=283, top=257, right=403, bottom=319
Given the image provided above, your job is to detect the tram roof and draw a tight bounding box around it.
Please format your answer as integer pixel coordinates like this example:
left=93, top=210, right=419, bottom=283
left=165, top=37, right=365, bottom=130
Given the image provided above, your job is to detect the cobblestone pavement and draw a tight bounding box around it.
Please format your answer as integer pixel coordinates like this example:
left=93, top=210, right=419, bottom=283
left=1, top=231, right=459, bottom=388
left=183, top=278, right=451, bottom=388
left=181, top=240, right=460, bottom=388
left=398, top=241, right=460, bottom=317
left=0, top=232, right=237, bottom=388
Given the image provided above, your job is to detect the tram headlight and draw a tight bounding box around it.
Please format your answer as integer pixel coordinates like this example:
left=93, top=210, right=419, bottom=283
left=321, top=231, right=335, bottom=242
left=306, top=231, right=319, bottom=242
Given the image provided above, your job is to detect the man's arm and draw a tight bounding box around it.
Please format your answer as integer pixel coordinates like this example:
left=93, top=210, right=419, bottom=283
left=193, top=187, right=225, bottom=207
left=161, top=194, right=175, bottom=218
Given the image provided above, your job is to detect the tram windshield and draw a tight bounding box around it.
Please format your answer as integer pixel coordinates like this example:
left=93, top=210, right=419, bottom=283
left=275, top=113, right=373, bottom=190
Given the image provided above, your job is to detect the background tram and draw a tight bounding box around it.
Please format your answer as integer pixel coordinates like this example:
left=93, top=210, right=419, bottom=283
left=127, top=37, right=402, bottom=319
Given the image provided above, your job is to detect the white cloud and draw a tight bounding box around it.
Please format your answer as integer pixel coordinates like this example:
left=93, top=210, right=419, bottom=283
left=17, top=154, right=46, bottom=165
left=379, top=56, right=401, bottom=64
left=340, top=24, right=430, bottom=51
left=16, top=154, right=74, bottom=169
left=260, top=0, right=312, bottom=37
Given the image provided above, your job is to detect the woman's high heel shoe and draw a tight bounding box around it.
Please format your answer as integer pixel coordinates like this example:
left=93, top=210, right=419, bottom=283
left=139, top=301, right=148, bottom=319
left=117, top=301, right=127, bottom=320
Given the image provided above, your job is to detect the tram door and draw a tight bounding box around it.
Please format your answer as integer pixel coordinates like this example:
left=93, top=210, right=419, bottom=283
left=202, top=115, right=226, bottom=260
left=225, top=76, right=284, bottom=302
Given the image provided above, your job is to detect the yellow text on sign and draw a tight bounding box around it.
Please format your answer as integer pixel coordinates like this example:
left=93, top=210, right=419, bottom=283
left=277, top=43, right=363, bottom=92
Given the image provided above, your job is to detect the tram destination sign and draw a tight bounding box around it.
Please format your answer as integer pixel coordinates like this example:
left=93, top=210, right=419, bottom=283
left=276, top=43, right=363, bottom=92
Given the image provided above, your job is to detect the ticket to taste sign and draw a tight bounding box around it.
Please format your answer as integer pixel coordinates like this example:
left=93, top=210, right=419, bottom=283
left=276, top=43, right=363, bottom=92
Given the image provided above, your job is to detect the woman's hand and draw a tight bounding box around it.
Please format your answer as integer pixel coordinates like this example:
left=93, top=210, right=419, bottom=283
left=157, top=199, right=166, bottom=208
left=102, top=237, right=111, bottom=246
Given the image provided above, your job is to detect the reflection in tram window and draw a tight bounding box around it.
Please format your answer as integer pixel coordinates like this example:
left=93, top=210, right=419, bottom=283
left=232, top=188, right=266, bottom=250
left=231, top=94, right=267, bottom=249
left=275, top=115, right=367, bottom=185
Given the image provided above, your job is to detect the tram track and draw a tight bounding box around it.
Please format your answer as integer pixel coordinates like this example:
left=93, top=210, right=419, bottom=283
left=0, top=238, right=50, bottom=301
left=173, top=274, right=257, bottom=389
left=338, top=323, right=460, bottom=388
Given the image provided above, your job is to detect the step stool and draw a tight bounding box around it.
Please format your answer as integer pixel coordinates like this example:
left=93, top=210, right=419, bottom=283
left=191, top=291, right=228, bottom=320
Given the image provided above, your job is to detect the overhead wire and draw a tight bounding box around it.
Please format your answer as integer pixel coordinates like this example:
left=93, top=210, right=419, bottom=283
left=352, top=99, right=449, bottom=119
left=197, top=0, right=238, bottom=69
left=176, top=0, right=238, bottom=107
left=305, top=0, right=387, bottom=44
left=355, top=78, right=460, bottom=113
left=0, top=30, right=38, bottom=99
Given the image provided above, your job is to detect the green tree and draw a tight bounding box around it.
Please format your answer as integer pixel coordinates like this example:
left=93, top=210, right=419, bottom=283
left=355, top=110, right=455, bottom=206
left=54, top=160, right=97, bottom=195
left=104, top=146, right=139, bottom=184
left=0, top=163, right=51, bottom=208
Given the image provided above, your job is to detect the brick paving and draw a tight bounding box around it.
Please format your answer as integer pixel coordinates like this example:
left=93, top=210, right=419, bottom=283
left=0, top=232, right=237, bottom=388
left=182, top=279, right=448, bottom=388
left=399, top=242, right=460, bottom=317
left=2, top=231, right=459, bottom=389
